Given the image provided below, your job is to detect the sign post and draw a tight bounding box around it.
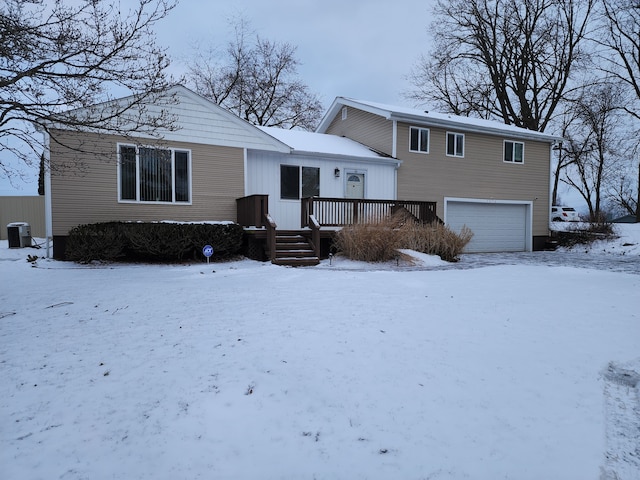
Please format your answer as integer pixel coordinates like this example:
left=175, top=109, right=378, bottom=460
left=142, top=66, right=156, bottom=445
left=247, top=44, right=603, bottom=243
left=202, top=245, right=214, bottom=264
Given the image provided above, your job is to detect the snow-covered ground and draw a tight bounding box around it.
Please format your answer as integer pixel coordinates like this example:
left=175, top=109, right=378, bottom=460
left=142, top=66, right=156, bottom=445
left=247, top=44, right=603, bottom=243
left=1, top=225, right=639, bottom=480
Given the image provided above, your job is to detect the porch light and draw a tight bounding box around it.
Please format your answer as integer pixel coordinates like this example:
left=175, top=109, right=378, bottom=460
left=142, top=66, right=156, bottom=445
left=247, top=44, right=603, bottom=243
left=334, top=168, right=340, bottom=178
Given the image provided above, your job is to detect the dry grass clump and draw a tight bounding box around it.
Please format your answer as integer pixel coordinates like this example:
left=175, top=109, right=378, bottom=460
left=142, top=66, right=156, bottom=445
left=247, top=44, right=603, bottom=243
left=334, top=213, right=473, bottom=263
left=333, top=221, right=401, bottom=262
left=397, top=221, right=473, bottom=262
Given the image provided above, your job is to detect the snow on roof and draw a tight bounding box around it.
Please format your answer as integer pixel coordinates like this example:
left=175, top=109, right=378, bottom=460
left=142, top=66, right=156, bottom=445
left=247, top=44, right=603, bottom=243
left=319, top=97, right=562, bottom=143
left=257, top=126, right=386, bottom=159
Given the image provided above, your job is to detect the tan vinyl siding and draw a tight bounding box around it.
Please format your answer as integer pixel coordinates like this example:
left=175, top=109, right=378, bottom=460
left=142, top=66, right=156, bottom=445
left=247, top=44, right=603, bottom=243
left=325, top=108, right=393, bottom=156
left=395, top=123, right=551, bottom=236
left=50, top=130, right=244, bottom=235
left=0, top=196, right=45, bottom=239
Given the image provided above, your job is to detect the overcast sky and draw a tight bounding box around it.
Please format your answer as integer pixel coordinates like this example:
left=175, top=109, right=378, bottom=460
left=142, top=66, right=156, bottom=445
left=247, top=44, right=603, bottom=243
left=163, top=0, right=438, bottom=108
left=2, top=0, right=437, bottom=195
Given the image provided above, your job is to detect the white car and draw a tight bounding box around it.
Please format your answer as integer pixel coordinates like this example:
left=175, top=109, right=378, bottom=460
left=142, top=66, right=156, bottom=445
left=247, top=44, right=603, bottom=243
left=551, top=206, right=579, bottom=222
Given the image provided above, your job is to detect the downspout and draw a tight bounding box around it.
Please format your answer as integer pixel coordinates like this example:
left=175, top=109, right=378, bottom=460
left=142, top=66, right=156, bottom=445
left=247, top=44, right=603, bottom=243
left=550, top=142, right=556, bottom=226
left=392, top=120, right=397, bottom=159
left=394, top=161, right=401, bottom=200
left=42, top=129, right=53, bottom=258
left=243, top=148, right=248, bottom=196
left=392, top=121, right=399, bottom=200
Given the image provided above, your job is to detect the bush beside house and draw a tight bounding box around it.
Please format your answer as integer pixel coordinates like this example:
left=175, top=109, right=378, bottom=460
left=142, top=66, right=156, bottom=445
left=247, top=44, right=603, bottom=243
left=65, top=222, right=244, bottom=263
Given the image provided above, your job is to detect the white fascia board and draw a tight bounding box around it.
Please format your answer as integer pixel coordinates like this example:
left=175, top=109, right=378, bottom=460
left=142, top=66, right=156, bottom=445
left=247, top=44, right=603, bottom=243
left=315, top=98, right=344, bottom=133
left=316, top=97, right=394, bottom=133
left=389, top=112, right=562, bottom=144
left=318, top=96, right=562, bottom=144
left=288, top=150, right=402, bottom=167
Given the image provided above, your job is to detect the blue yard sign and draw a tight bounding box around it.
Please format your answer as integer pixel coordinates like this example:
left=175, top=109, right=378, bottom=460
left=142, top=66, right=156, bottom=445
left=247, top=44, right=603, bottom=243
left=202, top=245, right=214, bottom=263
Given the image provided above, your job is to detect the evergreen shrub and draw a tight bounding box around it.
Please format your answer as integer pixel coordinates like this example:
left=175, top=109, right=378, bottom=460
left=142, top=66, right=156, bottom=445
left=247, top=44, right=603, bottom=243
left=65, top=222, right=244, bottom=263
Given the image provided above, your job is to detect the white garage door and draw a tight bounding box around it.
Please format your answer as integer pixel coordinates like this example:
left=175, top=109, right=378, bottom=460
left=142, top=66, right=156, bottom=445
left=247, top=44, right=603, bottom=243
left=446, top=201, right=529, bottom=253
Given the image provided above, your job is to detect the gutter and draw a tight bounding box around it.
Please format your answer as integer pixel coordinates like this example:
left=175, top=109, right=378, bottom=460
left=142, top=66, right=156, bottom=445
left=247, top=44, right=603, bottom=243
left=287, top=149, right=402, bottom=168
left=388, top=113, right=562, bottom=144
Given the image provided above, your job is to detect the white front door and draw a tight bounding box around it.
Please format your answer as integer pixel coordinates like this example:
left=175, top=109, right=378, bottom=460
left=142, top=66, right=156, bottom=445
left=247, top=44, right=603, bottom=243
left=346, top=173, right=364, bottom=199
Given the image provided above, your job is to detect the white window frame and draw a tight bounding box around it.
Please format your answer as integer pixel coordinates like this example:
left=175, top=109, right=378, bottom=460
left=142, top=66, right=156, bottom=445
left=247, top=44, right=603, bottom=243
left=341, top=106, right=348, bottom=120
left=503, top=140, right=525, bottom=164
left=279, top=165, right=320, bottom=200
left=409, top=126, right=430, bottom=154
left=446, top=132, right=465, bottom=157
left=117, top=143, right=192, bottom=204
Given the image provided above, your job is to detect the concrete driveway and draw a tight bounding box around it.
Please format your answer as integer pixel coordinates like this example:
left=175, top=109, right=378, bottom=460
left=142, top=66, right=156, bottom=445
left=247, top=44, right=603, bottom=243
left=444, top=250, right=640, bottom=275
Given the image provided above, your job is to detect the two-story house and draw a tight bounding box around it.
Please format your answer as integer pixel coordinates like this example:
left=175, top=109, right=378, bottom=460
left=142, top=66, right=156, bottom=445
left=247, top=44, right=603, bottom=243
left=317, top=98, right=561, bottom=252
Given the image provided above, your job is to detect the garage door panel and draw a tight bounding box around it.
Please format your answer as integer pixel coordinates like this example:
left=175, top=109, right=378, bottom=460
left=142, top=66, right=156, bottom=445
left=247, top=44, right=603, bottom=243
left=447, top=202, right=528, bottom=253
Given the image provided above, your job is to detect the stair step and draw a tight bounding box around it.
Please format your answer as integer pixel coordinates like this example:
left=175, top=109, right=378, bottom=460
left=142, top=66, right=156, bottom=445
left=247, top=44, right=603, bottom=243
left=269, top=229, right=319, bottom=267
left=276, top=242, right=310, bottom=249
left=275, top=236, right=307, bottom=242
left=275, top=250, right=316, bottom=258
left=273, top=257, right=320, bottom=267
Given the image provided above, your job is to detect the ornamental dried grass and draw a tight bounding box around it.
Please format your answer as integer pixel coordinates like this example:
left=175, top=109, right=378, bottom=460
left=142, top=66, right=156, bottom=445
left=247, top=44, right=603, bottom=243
left=333, top=219, right=401, bottom=262
left=334, top=213, right=473, bottom=263
left=398, top=221, right=473, bottom=262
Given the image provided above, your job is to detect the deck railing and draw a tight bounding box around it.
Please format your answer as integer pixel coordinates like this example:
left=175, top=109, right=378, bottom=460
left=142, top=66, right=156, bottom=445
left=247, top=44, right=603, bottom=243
left=301, top=197, right=439, bottom=227
left=236, top=194, right=269, bottom=228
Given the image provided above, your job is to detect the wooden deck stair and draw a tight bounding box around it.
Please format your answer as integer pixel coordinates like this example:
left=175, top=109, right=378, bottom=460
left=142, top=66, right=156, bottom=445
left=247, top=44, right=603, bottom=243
left=272, top=231, right=320, bottom=267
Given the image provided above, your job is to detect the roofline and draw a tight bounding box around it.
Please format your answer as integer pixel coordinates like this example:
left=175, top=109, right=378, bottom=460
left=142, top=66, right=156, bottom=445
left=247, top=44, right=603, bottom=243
left=47, top=84, right=292, bottom=153
left=288, top=149, right=402, bottom=166
left=317, top=97, right=563, bottom=144
left=173, top=86, right=291, bottom=152
left=247, top=144, right=402, bottom=166
left=173, top=85, right=292, bottom=153
left=387, top=111, right=562, bottom=143
left=316, top=97, right=384, bottom=133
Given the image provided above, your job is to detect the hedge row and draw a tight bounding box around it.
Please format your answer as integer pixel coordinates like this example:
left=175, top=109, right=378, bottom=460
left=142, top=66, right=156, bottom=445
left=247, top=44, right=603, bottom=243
left=65, top=222, right=244, bottom=263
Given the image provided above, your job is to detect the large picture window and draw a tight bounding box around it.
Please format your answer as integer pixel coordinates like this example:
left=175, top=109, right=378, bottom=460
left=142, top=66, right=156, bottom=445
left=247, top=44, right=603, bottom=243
left=280, top=165, right=320, bottom=200
left=118, top=145, right=191, bottom=203
left=504, top=141, right=524, bottom=164
left=410, top=126, right=429, bottom=153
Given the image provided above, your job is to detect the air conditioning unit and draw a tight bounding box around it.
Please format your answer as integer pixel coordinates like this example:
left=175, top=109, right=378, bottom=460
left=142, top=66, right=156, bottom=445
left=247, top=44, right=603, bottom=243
left=7, top=222, right=32, bottom=248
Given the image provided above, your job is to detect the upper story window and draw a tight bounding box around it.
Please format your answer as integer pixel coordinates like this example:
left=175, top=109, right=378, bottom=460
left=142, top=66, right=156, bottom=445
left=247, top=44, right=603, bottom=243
left=341, top=106, right=348, bottom=120
left=504, top=140, right=524, bottom=164
left=410, top=126, right=430, bottom=153
left=118, top=144, right=191, bottom=203
left=280, top=165, right=320, bottom=200
left=446, top=132, right=465, bottom=157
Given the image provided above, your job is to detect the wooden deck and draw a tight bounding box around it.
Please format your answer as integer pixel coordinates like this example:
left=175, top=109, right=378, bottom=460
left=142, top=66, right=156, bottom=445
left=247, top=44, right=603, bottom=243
left=301, top=197, right=438, bottom=227
left=237, top=195, right=439, bottom=266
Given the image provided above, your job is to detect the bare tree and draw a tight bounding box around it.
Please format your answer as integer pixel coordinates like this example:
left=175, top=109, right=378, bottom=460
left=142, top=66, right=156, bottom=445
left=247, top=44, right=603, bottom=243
left=592, top=0, right=640, bottom=220
left=408, top=0, right=594, bottom=132
left=561, top=84, right=626, bottom=220
left=607, top=170, right=638, bottom=217
left=0, top=0, right=177, bottom=178
left=597, top=0, right=640, bottom=121
left=187, top=20, right=323, bottom=131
